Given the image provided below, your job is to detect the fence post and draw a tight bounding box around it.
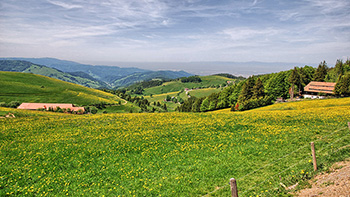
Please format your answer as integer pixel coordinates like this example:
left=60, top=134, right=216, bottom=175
left=310, top=142, right=317, bottom=171
left=348, top=122, right=350, bottom=130
left=230, top=178, right=238, bottom=197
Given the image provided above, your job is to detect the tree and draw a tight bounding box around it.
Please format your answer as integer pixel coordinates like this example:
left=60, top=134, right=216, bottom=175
left=334, top=59, right=344, bottom=76
left=238, top=76, right=255, bottom=103
left=217, top=85, right=235, bottom=109
left=133, top=86, right=144, bottom=95
left=200, top=98, right=210, bottom=112
left=313, top=61, right=328, bottom=82
left=297, top=67, right=307, bottom=93
left=192, top=97, right=204, bottom=112
left=265, top=71, right=290, bottom=99
left=334, top=74, right=350, bottom=96
left=301, top=65, right=316, bottom=85
left=252, top=78, right=264, bottom=99
left=163, top=104, right=167, bottom=111
left=90, top=107, right=98, bottom=114
left=166, top=95, right=171, bottom=101
left=288, top=67, right=300, bottom=99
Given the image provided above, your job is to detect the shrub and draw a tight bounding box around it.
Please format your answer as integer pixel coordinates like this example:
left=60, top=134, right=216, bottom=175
left=90, top=107, right=98, bottom=114
left=1, top=101, right=21, bottom=108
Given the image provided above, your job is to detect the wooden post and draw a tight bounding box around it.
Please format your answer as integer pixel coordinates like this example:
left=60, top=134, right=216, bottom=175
left=230, top=178, right=238, bottom=197
left=310, top=142, right=317, bottom=171
left=348, top=122, right=350, bottom=130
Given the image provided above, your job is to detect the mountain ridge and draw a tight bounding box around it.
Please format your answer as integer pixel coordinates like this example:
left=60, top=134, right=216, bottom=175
left=0, top=57, right=193, bottom=88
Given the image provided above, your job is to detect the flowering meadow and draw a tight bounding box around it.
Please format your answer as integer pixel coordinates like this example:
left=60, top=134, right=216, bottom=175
left=1, top=98, right=350, bottom=196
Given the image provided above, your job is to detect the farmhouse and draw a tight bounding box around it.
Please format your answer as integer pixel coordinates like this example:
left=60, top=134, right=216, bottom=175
left=17, top=103, right=85, bottom=113
left=303, top=81, right=336, bottom=99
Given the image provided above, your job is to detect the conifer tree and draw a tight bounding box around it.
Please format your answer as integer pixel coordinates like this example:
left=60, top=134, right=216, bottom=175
left=252, top=78, right=264, bottom=99
left=313, top=61, right=328, bottom=82
left=334, top=74, right=350, bottom=96
left=288, top=67, right=299, bottom=99
left=238, top=76, right=255, bottom=102
left=334, top=59, right=344, bottom=76
left=297, top=67, right=306, bottom=93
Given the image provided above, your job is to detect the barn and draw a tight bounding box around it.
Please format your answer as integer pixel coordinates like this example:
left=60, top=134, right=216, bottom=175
left=303, top=81, right=336, bottom=99
left=17, top=103, right=85, bottom=113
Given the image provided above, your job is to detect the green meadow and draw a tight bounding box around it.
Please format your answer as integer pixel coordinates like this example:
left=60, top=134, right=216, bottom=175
left=0, top=71, right=125, bottom=105
left=146, top=88, right=222, bottom=111
left=1, top=98, right=350, bottom=196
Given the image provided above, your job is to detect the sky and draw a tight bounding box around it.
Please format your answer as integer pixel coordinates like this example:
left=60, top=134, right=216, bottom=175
left=0, top=0, right=349, bottom=74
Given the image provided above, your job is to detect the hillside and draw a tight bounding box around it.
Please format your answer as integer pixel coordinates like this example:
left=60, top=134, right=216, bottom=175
left=0, top=58, right=193, bottom=87
left=1, top=97, right=349, bottom=196
left=0, top=57, right=148, bottom=82
left=112, top=70, right=192, bottom=87
left=134, top=75, right=238, bottom=111
left=0, top=60, right=108, bottom=88
left=0, top=71, right=124, bottom=105
left=142, top=75, right=235, bottom=96
left=145, top=88, right=222, bottom=111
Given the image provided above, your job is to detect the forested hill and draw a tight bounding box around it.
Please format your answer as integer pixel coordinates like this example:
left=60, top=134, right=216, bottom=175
left=0, top=60, right=108, bottom=89
left=0, top=58, right=193, bottom=88
left=177, top=58, right=350, bottom=112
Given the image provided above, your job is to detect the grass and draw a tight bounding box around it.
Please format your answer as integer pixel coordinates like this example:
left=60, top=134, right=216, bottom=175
left=1, top=97, right=350, bottom=196
left=145, top=88, right=222, bottom=111
left=142, top=75, right=233, bottom=96
left=96, top=103, right=142, bottom=114
left=0, top=71, right=125, bottom=105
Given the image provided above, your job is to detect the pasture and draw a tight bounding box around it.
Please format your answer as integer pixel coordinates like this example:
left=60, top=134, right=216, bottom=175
left=1, top=98, right=350, bottom=196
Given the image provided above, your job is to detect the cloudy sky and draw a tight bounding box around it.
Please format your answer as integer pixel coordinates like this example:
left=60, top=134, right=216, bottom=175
left=0, top=0, right=349, bottom=71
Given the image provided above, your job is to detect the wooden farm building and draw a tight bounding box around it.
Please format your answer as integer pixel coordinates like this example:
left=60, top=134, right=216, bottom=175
left=17, top=103, right=85, bottom=112
left=303, top=81, right=336, bottom=99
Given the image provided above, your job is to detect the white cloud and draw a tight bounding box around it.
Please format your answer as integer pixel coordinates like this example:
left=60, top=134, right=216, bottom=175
left=47, top=0, right=82, bottom=9
left=221, top=27, right=282, bottom=41
left=0, top=0, right=349, bottom=67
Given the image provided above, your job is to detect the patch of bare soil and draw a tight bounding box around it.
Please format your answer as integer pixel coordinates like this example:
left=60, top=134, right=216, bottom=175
left=296, top=158, right=350, bottom=197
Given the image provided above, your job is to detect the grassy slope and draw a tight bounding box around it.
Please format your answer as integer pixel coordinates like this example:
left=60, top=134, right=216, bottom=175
left=142, top=75, right=233, bottom=96
left=0, top=71, right=124, bottom=105
left=23, top=64, right=106, bottom=89
left=1, top=98, right=350, bottom=196
left=145, top=88, right=222, bottom=111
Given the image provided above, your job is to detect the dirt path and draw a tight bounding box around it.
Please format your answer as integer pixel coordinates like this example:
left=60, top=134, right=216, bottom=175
left=296, top=158, right=350, bottom=196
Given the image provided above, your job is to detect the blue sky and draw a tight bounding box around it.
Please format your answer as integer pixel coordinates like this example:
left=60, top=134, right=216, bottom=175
left=0, top=0, right=349, bottom=71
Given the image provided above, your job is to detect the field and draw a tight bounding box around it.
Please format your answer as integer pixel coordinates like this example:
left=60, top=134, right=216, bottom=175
left=146, top=88, right=222, bottom=111
left=0, top=71, right=125, bottom=105
left=142, top=75, right=232, bottom=96
left=1, top=98, right=350, bottom=196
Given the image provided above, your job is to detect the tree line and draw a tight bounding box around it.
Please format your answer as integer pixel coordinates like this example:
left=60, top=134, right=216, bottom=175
left=177, top=58, right=350, bottom=112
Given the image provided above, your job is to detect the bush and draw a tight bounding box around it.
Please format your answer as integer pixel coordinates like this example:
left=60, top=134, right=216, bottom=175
left=236, top=96, right=274, bottom=111
left=90, top=107, right=98, bottom=114
left=0, top=101, right=21, bottom=108
left=181, top=76, right=202, bottom=83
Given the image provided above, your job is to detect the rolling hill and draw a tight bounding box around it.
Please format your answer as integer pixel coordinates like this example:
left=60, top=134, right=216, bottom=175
left=135, top=75, right=242, bottom=111
left=112, top=70, right=192, bottom=87
left=0, top=60, right=108, bottom=88
left=0, top=58, right=193, bottom=88
left=0, top=71, right=124, bottom=105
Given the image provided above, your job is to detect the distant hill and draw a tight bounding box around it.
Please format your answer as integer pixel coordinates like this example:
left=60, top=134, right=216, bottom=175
left=0, top=71, right=126, bottom=105
left=0, top=58, right=193, bottom=87
left=0, top=60, right=108, bottom=88
left=113, top=70, right=193, bottom=87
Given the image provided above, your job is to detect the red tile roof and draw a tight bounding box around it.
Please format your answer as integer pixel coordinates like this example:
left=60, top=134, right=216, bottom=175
left=18, top=103, right=85, bottom=112
left=304, top=81, right=336, bottom=94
